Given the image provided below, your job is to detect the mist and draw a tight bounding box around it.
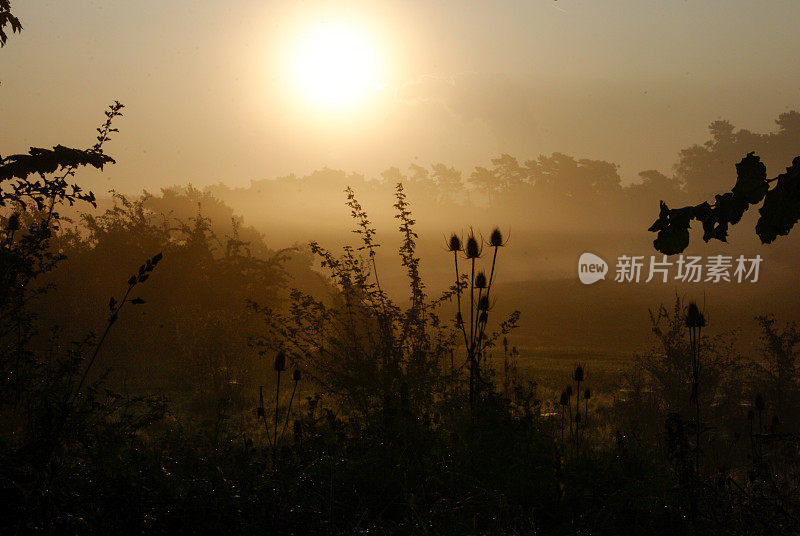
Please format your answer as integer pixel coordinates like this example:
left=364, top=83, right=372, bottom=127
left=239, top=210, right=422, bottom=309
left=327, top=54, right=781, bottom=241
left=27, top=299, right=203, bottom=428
left=3, top=2, right=800, bottom=534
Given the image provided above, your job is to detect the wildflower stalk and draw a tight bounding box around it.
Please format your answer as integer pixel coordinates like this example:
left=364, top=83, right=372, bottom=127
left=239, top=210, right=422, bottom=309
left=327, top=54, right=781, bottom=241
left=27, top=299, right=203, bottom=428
left=281, top=369, right=301, bottom=440
left=686, top=302, right=706, bottom=471
left=259, top=385, right=274, bottom=448
left=471, top=229, right=504, bottom=387
left=469, top=255, right=476, bottom=408
left=273, top=349, right=286, bottom=452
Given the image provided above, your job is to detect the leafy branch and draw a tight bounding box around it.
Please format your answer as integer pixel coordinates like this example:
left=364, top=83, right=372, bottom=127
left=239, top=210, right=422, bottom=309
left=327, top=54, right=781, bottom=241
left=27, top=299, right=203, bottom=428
left=0, top=0, right=22, bottom=47
left=649, top=153, right=800, bottom=254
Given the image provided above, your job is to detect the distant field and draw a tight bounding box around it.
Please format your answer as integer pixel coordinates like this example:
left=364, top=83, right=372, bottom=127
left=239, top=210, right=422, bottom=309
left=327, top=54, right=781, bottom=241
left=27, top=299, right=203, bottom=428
left=483, top=347, right=638, bottom=401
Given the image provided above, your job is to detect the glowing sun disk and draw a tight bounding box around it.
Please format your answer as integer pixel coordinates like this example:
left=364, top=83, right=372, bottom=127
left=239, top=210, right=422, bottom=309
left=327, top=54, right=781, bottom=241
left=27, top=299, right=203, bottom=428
left=292, top=23, right=378, bottom=108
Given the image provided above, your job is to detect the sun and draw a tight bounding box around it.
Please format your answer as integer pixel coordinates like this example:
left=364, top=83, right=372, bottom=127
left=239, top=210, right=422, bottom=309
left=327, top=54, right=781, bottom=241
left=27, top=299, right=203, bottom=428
left=291, top=22, right=379, bottom=109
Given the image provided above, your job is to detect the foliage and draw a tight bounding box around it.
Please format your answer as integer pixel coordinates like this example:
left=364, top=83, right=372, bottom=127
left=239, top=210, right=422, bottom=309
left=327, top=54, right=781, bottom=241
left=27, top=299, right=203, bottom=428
left=251, top=184, right=462, bottom=421
left=649, top=153, right=800, bottom=253
left=0, top=0, right=21, bottom=47
left=1, top=104, right=169, bottom=530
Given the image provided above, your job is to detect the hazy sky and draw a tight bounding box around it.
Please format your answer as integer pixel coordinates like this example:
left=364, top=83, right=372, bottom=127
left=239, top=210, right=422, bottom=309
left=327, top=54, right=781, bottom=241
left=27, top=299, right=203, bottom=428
left=1, top=1, right=799, bottom=194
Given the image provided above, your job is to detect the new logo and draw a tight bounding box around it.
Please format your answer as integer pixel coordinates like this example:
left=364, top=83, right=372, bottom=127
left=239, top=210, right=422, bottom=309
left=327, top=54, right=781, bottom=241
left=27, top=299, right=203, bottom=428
left=578, top=253, right=608, bottom=284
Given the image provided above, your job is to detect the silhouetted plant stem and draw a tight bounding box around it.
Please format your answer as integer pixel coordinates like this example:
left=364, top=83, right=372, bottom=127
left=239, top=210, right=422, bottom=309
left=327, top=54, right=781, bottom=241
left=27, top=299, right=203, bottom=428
left=452, top=251, right=469, bottom=350
left=259, top=386, right=274, bottom=448
left=575, top=383, right=581, bottom=455
left=281, top=370, right=301, bottom=440
left=686, top=302, right=706, bottom=474
left=472, top=242, right=500, bottom=371
left=67, top=283, right=132, bottom=410
left=469, top=256, right=475, bottom=411
left=694, top=324, right=702, bottom=468
left=274, top=370, right=281, bottom=450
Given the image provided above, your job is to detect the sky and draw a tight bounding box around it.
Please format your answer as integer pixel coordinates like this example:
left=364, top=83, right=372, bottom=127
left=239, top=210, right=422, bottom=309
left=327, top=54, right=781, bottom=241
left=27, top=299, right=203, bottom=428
left=1, top=0, right=799, bottom=194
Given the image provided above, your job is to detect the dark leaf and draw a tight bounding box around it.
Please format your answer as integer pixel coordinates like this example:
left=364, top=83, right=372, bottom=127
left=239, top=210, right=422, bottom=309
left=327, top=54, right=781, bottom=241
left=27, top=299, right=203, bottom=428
left=756, top=156, right=800, bottom=244
left=731, top=152, right=768, bottom=205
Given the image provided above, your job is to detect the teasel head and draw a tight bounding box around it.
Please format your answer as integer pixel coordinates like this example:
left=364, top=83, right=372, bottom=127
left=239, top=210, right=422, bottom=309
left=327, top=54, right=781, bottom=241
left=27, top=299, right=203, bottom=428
left=489, top=227, right=505, bottom=248
left=565, top=385, right=573, bottom=397
left=6, top=213, right=20, bottom=232
left=686, top=302, right=706, bottom=328
left=755, top=393, right=765, bottom=412
left=455, top=311, right=464, bottom=328
left=573, top=365, right=584, bottom=382
left=771, top=414, right=780, bottom=431
left=559, top=390, right=569, bottom=406
left=479, top=310, right=488, bottom=324
left=465, top=233, right=481, bottom=259
left=274, top=349, right=287, bottom=372
left=475, top=271, right=487, bottom=289
left=584, top=388, right=591, bottom=400
left=293, top=369, right=302, bottom=382
left=447, top=233, right=462, bottom=253
left=478, top=295, right=490, bottom=311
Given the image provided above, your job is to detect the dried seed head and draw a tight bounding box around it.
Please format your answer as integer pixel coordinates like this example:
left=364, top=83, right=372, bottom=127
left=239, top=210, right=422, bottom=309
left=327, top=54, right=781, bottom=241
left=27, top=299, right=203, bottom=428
left=465, top=235, right=480, bottom=259
left=274, top=349, right=286, bottom=372
left=455, top=311, right=463, bottom=327
left=584, top=388, right=591, bottom=400
left=559, top=390, right=569, bottom=406
left=574, top=365, right=584, bottom=382
left=565, top=385, right=573, bottom=397
left=256, top=407, right=265, bottom=417
left=479, top=310, right=488, bottom=324
left=293, top=369, right=302, bottom=382
left=7, top=213, right=20, bottom=232
left=686, top=302, right=706, bottom=328
left=478, top=295, right=490, bottom=311
left=489, top=227, right=504, bottom=247
left=475, top=271, right=487, bottom=289
left=447, top=233, right=462, bottom=252
left=755, top=393, right=765, bottom=412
